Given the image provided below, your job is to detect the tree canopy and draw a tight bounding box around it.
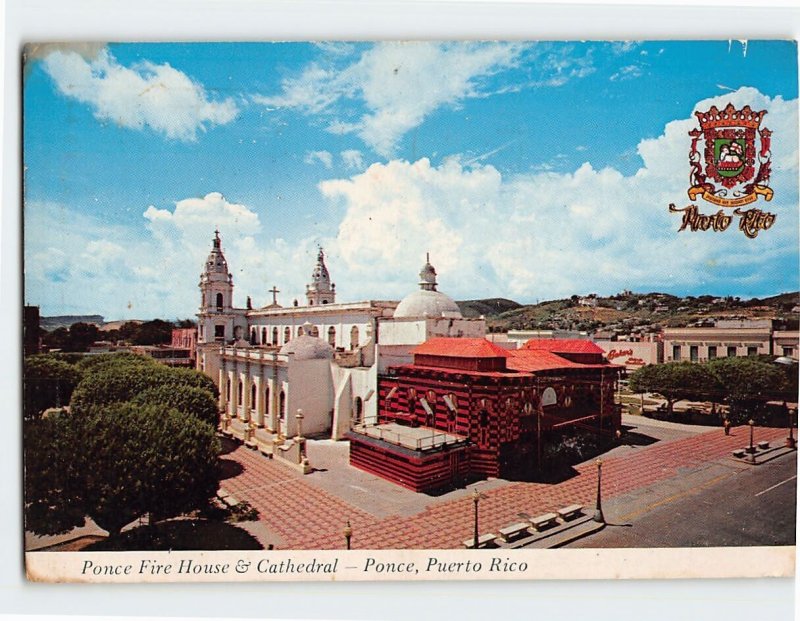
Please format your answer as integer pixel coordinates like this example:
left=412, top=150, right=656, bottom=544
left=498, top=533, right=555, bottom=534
left=24, top=404, right=220, bottom=538
left=23, top=355, right=83, bottom=419
left=628, top=362, right=720, bottom=415
left=132, top=384, right=219, bottom=427
left=630, top=357, right=790, bottom=421
left=70, top=354, right=218, bottom=412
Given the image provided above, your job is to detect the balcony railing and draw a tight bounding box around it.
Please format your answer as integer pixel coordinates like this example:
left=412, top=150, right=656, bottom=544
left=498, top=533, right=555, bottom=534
left=351, top=422, right=466, bottom=451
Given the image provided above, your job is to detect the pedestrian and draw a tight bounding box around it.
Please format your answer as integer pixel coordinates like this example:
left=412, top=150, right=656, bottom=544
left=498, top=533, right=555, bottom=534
left=723, top=418, right=731, bottom=436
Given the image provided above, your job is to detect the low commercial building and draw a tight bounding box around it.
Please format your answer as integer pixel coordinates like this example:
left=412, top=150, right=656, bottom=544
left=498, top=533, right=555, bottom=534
left=663, top=320, right=773, bottom=363
left=772, top=330, right=800, bottom=359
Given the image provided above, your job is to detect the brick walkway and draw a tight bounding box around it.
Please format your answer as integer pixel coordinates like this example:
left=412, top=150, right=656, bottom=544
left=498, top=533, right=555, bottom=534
left=220, top=425, right=790, bottom=550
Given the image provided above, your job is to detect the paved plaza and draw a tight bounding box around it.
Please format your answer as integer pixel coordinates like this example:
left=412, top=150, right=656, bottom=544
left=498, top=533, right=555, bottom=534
left=219, top=417, right=795, bottom=550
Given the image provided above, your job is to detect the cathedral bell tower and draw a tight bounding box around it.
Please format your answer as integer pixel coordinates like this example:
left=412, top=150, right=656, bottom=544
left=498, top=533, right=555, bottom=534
left=305, top=247, right=336, bottom=306
left=198, top=230, right=235, bottom=343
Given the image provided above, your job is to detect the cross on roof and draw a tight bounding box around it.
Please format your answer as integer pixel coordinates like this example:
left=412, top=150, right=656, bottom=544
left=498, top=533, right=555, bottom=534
left=269, top=285, right=280, bottom=305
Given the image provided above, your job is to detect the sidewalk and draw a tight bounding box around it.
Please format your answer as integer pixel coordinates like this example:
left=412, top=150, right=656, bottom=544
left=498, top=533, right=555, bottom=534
left=220, top=423, right=791, bottom=550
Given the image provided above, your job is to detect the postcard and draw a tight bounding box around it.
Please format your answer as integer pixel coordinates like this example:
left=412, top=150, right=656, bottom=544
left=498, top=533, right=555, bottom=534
left=21, top=40, right=798, bottom=583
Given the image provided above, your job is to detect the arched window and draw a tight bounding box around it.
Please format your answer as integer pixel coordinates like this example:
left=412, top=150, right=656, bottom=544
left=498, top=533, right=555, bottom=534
left=264, top=385, right=270, bottom=416
left=226, top=378, right=230, bottom=401
left=261, top=327, right=267, bottom=344
left=479, top=410, right=490, bottom=427
left=251, top=384, right=257, bottom=411
left=279, top=390, right=286, bottom=421
left=272, top=327, right=278, bottom=345
left=350, top=326, right=359, bottom=350
left=284, top=327, right=291, bottom=343
left=354, top=397, right=363, bottom=423
left=216, top=292, right=224, bottom=310
left=328, top=326, right=336, bottom=347
left=541, top=387, right=558, bottom=407
left=297, top=326, right=304, bottom=336
left=310, top=325, right=319, bottom=337
left=238, top=380, right=243, bottom=404
left=250, top=328, right=257, bottom=344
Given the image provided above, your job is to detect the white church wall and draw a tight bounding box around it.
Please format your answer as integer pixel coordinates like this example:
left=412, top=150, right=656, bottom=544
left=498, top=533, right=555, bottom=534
left=286, top=358, right=334, bottom=437
left=425, top=317, right=486, bottom=338
left=375, top=344, right=415, bottom=374
left=331, top=367, right=352, bottom=441
left=378, top=318, right=429, bottom=345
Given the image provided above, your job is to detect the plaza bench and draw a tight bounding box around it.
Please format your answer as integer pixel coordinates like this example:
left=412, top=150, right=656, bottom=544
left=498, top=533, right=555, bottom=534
left=222, top=494, right=240, bottom=508
left=758, top=441, right=770, bottom=450
left=732, top=449, right=746, bottom=458
left=498, top=522, right=532, bottom=542
left=557, top=504, right=584, bottom=521
left=528, top=512, right=559, bottom=531
left=463, top=533, right=497, bottom=549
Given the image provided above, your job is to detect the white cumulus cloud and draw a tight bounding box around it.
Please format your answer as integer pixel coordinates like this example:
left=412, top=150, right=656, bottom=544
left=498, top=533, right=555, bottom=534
left=340, top=149, right=364, bottom=170
left=258, top=42, right=527, bottom=157
left=41, top=48, right=239, bottom=141
left=318, top=87, right=798, bottom=302
left=304, top=150, right=334, bottom=168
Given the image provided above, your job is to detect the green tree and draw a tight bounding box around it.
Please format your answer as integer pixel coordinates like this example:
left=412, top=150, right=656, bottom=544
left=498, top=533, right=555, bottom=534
left=132, top=384, right=219, bottom=427
left=75, top=351, right=157, bottom=375
left=628, top=362, right=720, bottom=417
left=23, top=355, right=83, bottom=419
left=25, top=404, right=220, bottom=539
left=24, top=412, right=87, bottom=535
left=42, top=327, right=70, bottom=351
left=71, top=356, right=218, bottom=412
left=707, top=357, right=787, bottom=423
left=132, top=319, right=174, bottom=345
left=66, top=322, right=101, bottom=352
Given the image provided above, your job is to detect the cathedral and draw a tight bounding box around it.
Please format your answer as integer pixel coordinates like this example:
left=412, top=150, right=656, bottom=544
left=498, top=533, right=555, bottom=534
left=196, top=231, right=485, bottom=444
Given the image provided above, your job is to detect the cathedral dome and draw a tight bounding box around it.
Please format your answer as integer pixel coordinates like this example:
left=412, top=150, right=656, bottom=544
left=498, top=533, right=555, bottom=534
left=279, top=324, right=334, bottom=360
left=394, top=289, right=462, bottom=319
left=393, top=254, right=463, bottom=319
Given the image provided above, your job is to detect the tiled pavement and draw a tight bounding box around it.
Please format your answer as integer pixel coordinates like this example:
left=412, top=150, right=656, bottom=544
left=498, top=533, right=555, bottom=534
left=219, top=425, right=791, bottom=550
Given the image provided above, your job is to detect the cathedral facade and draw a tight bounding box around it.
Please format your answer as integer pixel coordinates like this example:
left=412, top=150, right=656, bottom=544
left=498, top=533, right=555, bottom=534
left=195, top=231, right=485, bottom=442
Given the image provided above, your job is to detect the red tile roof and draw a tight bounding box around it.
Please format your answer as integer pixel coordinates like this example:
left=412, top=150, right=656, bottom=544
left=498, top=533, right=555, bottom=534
left=522, top=338, right=605, bottom=355
left=506, top=349, right=613, bottom=372
left=411, top=338, right=511, bottom=358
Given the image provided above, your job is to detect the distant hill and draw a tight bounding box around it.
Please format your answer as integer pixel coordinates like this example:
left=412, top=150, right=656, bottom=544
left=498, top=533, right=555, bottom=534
left=456, top=298, right=522, bottom=318
left=483, top=291, right=800, bottom=333
left=40, top=315, right=104, bottom=331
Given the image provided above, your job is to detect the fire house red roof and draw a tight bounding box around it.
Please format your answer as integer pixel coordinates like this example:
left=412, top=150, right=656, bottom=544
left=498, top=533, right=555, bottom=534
left=411, top=338, right=511, bottom=358
left=522, top=338, right=605, bottom=355
left=506, top=349, right=610, bottom=372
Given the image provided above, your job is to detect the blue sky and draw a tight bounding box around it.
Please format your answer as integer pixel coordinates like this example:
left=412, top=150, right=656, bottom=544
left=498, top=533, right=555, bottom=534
left=23, top=40, right=799, bottom=320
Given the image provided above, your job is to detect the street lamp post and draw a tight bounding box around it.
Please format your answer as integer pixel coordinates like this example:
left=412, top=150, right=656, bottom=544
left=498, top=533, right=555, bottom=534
left=748, top=419, right=757, bottom=464
left=593, top=458, right=605, bottom=524
left=344, top=519, right=352, bottom=550
left=472, top=489, right=480, bottom=549
left=787, top=408, right=796, bottom=450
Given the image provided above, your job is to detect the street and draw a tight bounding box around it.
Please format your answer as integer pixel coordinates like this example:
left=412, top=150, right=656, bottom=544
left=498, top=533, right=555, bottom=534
left=568, top=450, right=797, bottom=548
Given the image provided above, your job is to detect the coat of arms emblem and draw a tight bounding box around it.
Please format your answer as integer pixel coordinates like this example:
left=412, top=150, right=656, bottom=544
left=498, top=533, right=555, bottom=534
left=688, top=103, right=773, bottom=207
